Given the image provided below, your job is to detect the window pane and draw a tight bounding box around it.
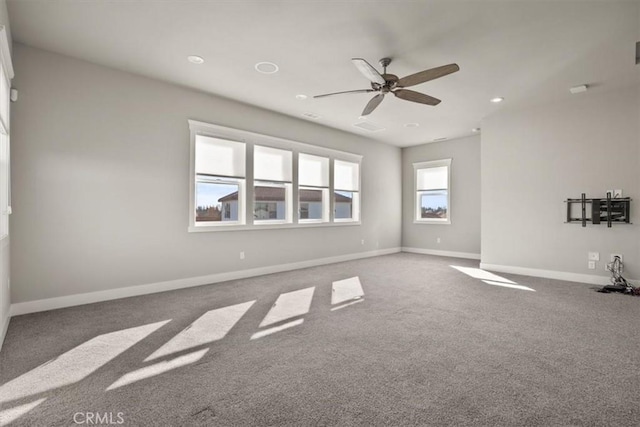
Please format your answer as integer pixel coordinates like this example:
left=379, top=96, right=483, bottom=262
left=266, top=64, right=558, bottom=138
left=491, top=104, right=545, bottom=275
left=0, top=67, right=7, bottom=129
left=0, top=133, right=6, bottom=237
left=420, top=190, right=448, bottom=219
left=196, top=181, right=239, bottom=222
left=334, top=191, right=353, bottom=219
left=195, top=136, right=245, bottom=178
left=254, top=145, right=292, bottom=182
left=299, top=153, right=329, bottom=187
left=334, top=160, right=359, bottom=191
left=299, top=189, right=323, bottom=220
left=254, top=184, right=286, bottom=220
left=417, top=166, right=448, bottom=190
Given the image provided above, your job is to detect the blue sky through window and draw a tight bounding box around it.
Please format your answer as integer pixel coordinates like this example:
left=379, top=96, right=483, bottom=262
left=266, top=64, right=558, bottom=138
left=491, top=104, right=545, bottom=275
left=421, top=191, right=447, bottom=210
left=196, top=183, right=237, bottom=208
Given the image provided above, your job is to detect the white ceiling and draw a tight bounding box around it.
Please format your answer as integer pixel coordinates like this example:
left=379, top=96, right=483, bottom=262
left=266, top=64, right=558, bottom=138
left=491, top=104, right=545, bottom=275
left=6, top=0, right=640, bottom=147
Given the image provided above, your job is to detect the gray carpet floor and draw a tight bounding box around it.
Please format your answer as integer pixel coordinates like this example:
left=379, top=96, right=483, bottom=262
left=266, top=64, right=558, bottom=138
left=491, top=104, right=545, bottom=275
left=1, top=253, right=639, bottom=426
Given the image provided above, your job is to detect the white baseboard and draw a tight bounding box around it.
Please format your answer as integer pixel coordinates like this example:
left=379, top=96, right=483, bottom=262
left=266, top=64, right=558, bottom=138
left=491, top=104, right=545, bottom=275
left=480, top=263, right=640, bottom=287
left=10, top=247, right=401, bottom=316
left=402, top=247, right=481, bottom=260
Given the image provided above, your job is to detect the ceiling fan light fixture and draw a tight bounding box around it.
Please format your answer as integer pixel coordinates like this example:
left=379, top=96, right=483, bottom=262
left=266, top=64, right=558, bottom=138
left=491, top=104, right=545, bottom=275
left=490, top=97, right=504, bottom=103
left=255, top=61, right=279, bottom=74
left=187, top=55, right=204, bottom=64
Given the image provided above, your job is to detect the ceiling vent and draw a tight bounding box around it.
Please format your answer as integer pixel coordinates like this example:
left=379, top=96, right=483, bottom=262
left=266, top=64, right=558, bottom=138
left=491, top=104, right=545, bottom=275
left=352, top=121, right=385, bottom=132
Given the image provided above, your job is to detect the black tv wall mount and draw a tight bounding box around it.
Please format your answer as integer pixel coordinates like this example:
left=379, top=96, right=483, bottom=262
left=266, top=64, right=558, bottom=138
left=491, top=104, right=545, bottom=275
left=565, top=193, right=631, bottom=227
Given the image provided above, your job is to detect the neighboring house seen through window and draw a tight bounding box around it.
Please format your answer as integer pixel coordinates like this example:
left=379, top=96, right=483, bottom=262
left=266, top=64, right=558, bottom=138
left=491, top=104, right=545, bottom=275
left=414, top=159, right=451, bottom=224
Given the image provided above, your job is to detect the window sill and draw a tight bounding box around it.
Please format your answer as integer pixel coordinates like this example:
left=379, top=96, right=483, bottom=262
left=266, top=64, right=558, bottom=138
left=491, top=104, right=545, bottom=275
left=188, top=221, right=361, bottom=233
left=413, top=219, right=451, bottom=225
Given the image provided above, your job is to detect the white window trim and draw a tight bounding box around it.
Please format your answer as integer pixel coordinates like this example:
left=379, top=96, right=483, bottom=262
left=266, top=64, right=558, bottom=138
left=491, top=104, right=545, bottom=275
left=0, top=26, right=13, bottom=242
left=413, top=158, right=452, bottom=225
left=188, top=120, right=362, bottom=232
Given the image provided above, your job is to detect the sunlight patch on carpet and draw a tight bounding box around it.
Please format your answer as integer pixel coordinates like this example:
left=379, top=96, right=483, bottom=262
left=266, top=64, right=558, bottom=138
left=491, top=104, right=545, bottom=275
left=482, top=280, right=535, bottom=292
left=250, top=319, right=304, bottom=340
left=450, top=266, right=516, bottom=284
left=331, top=276, right=364, bottom=305
left=259, top=287, right=314, bottom=328
left=145, top=300, right=255, bottom=362
left=107, top=349, right=208, bottom=390
left=451, top=265, right=535, bottom=292
left=0, top=320, right=170, bottom=404
left=330, top=298, right=364, bottom=311
left=0, top=398, right=47, bottom=426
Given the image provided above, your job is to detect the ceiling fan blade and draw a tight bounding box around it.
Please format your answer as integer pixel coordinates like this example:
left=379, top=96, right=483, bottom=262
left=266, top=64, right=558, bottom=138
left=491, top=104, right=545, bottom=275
left=352, top=58, right=385, bottom=85
left=361, top=93, right=385, bottom=116
left=314, top=89, right=376, bottom=99
left=393, top=89, right=441, bottom=106
left=397, top=63, right=460, bottom=88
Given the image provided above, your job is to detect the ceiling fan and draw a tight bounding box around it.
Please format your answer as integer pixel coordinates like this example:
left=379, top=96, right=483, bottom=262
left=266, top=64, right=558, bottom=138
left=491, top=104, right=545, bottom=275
left=314, top=58, right=459, bottom=116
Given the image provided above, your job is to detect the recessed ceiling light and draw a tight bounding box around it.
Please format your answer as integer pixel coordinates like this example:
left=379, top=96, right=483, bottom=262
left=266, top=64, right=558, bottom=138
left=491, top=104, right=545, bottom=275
left=295, top=94, right=308, bottom=100
left=187, top=55, right=204, bottom=64
left=490, top=97, right=504, bottom=103
left=255, top=62, right=279, bottom=74
left=404, top=123, right=420, bottom=128
left=433, top=137, right=448, bottom=142
left=472, top=127, right=481, bottom=132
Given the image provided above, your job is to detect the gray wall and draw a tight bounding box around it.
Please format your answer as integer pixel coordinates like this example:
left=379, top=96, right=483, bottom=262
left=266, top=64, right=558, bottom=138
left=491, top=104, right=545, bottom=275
left=10, top=44, right=402, bottom=303
left=481, top=86, right=640, bottom=280
left=402, top=135, right=481, bottom=255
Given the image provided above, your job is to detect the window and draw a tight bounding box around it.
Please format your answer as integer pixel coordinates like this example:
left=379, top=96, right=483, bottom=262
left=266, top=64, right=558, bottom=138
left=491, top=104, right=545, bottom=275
left=0, top=28, right=11, bottom=241
left=189, top=120, right=362, bottom=231
left=193, top=135, right=245, bottom=226
left=254, top=145, right=292, bottom=223
left=414, top=159, right=451, bottom=224
left=298, top=153, right=329, bottom=222
left=333, top=160, right=360, bottom=222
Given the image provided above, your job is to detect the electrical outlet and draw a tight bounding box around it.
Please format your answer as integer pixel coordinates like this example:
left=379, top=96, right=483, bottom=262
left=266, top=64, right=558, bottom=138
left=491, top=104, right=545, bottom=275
left=588, top=261, right=596, bottom=270
left=588, top=252, right=599, bottom=261
left=239, top=251, right=245, bottom=260
left=610, top=253, right=623, bottom=262
left=613, top=189, right=622, bottom=198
